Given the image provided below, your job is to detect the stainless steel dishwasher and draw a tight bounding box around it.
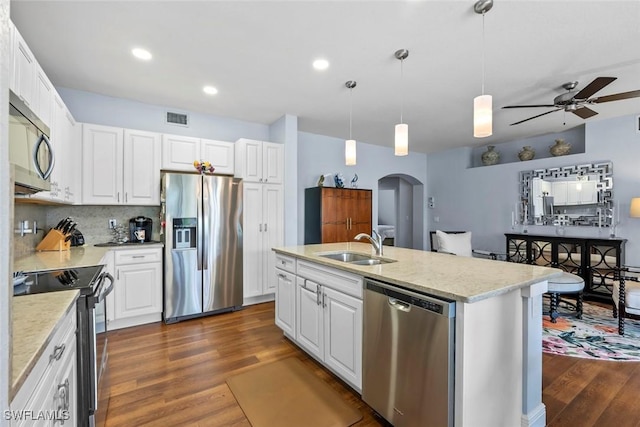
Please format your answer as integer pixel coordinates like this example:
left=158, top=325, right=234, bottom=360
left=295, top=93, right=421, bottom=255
left=363, top=278, right=456, bottom=427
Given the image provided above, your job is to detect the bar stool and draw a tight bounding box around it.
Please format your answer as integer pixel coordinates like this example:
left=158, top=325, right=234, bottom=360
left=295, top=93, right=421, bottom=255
left=545, top=272, right=585, bottom=323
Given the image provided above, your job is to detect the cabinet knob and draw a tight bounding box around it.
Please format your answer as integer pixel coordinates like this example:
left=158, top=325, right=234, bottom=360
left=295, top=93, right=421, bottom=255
left=50, top=344, right=66, bottom=362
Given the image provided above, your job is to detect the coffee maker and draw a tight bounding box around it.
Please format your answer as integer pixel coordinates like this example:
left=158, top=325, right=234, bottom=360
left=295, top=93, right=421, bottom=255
left=129, top=216, right=152, bottom=243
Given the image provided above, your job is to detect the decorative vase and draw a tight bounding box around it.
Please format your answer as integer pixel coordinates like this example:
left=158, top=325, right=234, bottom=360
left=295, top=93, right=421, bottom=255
left=550, top=139, right=571, bottom=156
left=481, top=145, right=500, bottom=166
left=518, top=146, right=535, bottom=161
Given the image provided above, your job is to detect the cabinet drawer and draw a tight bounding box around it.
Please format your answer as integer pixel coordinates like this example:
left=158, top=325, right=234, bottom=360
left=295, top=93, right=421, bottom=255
left=275, top=254, right=296, bottom=274
left=11, top=306, right=76, bottom=413
left=297, top=260, right=363, bottom=299
left=115, top=248, right=162, bottom=265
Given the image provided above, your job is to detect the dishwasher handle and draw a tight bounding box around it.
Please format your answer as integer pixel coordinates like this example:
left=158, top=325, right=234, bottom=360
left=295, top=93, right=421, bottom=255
left=365, top=278, right=456, bottom=318
left=388, top=298, right=411, bottom=312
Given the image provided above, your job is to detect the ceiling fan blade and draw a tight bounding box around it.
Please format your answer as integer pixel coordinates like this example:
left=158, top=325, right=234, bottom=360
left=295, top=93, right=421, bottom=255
left=572, top=106, right=598, bottom=119
left=592, top=90, right=640, bottom=103
left=502, top=104, right=557, bottom=109
left=574, top=77, right=617, bottom=99
left=509, top=108, right=562, bottom=126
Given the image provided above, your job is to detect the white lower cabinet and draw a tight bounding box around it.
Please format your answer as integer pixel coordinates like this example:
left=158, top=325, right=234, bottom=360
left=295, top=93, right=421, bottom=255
left=296, top=278, right=323, bottom=360
left=11, top=307, right=77, bottom=427
left=322, top=286, right=362, bottom=388
left=274, top=266, right=296, bottom=337
left=104, top=247, right=163, bottom=330
left=276, top=258, right=363, bottom=391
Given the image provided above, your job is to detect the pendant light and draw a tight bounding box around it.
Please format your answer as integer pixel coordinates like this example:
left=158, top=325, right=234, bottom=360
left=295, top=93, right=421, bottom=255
left=345, top=80, right=357, bottom=166
left=394, top=49, right=409, bottom=156
left=473, top=0, right=493, bottom=138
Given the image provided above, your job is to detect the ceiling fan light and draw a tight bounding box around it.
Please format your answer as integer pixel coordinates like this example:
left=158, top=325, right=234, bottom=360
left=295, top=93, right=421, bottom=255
left=345, top=139, right=357, bottom=166
left=394, top=123, right=408, bottom=156
left=474, top=94, right=493, bottom=138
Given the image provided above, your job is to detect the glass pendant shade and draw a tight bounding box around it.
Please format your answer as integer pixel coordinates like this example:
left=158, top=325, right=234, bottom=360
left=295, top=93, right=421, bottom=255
left=473, top=94, right=493, bottom=138
left=345, top=139, right=356, bottom=166
left=394, top=123, right=408, bottom=156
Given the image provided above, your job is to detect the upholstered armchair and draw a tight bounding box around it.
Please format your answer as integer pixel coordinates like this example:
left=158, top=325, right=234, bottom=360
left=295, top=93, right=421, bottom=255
left=429, top=230, right=502, bottom=260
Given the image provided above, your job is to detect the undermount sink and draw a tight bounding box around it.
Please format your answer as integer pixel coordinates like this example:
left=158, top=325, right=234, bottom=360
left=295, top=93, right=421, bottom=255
left=316, top=251, right=396, bottom=265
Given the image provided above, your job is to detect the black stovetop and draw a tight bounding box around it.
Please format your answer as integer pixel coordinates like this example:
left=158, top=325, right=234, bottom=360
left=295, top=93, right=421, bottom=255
left=13, top=265, right=104, bottom=297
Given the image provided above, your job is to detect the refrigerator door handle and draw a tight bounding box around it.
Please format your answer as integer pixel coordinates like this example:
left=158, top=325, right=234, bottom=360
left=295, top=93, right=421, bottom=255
left=202, top=177, right=209, bottom=270
left=197, top=178, right=204, bottom=271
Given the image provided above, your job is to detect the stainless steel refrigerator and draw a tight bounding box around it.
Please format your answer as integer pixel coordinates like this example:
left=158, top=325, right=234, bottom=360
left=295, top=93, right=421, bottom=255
left=161, top=173, right=243, bottom=323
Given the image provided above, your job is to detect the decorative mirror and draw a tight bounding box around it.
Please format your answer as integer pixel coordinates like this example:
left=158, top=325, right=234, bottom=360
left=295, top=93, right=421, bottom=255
left=519, top=162, right=613, bottom=226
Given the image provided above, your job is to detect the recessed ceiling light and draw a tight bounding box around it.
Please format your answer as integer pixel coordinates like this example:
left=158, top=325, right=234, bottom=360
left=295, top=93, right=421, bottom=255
left=313, top=59, right=329, bottom=71
left=203, top=86, right=218, bottom=95
left=132, top=48, right=152, bottom=61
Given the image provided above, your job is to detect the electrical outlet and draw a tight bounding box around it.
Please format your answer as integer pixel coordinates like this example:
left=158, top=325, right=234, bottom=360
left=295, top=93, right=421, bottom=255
left=108, top=219, right=117, bottom=229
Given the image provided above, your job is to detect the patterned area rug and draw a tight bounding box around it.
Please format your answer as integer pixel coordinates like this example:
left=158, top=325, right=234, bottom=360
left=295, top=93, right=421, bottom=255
left=543, top=302, right=640, bottom=361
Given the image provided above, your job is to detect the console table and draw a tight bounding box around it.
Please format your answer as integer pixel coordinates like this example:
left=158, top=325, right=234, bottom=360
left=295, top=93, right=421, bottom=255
left=505, top=233, right=626, bottom=302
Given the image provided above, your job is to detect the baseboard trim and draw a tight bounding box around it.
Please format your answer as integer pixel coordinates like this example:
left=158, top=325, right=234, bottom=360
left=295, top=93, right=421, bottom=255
left=521, top=403, right=546, bottom=427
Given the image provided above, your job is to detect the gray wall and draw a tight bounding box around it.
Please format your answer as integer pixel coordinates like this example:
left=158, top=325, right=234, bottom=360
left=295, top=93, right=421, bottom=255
left=269, top=114, right=298, bottom=246
left=378, top=189, right=396, bottom=225
left=297, top=131, right=428, bottom=247
left=426, top=113, right=640, bottom=265
left=58, top=87, right=270, bottom=142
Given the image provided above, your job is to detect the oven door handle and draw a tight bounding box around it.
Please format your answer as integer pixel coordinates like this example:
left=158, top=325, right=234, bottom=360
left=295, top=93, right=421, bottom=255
left=97, top=272, right=114, bottom=301
left=89, top=272, right=114, bottom=306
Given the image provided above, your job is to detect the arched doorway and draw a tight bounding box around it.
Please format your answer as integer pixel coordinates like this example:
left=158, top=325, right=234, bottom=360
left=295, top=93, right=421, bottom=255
left=377, top=174, right=424, bottom=250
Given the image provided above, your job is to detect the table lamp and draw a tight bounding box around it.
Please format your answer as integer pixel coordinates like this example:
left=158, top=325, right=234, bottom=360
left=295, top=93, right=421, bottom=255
left=630, top=198, right=640, bottom=218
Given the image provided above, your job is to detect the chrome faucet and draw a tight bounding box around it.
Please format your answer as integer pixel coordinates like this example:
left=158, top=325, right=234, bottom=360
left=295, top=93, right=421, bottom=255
left=354, top=230, right=384, bottom=256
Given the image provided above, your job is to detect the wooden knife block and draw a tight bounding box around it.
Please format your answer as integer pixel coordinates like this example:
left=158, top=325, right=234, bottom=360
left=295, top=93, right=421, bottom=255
left=36, top=229, right=71, bottom=252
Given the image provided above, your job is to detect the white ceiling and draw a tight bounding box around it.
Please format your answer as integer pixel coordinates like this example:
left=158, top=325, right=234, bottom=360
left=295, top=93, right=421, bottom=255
left=10, top=0, right=640, bottom=154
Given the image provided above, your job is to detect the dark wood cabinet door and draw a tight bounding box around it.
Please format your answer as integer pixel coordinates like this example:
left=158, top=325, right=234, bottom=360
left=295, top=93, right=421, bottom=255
left=348, top=190, right=372, bottom=240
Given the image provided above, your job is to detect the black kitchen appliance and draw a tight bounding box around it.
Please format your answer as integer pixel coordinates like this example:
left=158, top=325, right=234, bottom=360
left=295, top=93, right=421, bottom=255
left=70, top=229, right=85, bottom=247
left=129, top=216, right=152, bottom=243
left=13, top=265, right=114, bottom=427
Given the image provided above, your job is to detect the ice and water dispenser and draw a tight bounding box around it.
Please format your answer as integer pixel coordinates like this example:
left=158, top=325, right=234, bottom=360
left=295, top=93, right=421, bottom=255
left=172, top=218, right=196, bottom=249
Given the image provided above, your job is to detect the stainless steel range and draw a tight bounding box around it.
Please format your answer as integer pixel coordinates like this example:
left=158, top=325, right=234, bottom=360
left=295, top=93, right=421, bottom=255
left=14, top=265, right=113, bottom=427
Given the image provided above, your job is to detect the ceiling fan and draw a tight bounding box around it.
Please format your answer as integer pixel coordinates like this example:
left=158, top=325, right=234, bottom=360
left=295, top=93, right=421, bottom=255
left=503, top=77, right=640, bottom=126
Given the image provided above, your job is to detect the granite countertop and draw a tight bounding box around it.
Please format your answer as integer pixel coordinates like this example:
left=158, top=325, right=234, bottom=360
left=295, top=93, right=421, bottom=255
left=11, top=290, right=79, bottom=399
left=13, top=242, right=163, bottom=273
left=13, top=246, right=111, bottom=272
left=273, top=242, right=562, bottom=303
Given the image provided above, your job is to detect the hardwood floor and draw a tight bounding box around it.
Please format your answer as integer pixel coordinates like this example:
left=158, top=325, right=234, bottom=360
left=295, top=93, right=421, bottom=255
left=105, top=302, right=640, bottom=426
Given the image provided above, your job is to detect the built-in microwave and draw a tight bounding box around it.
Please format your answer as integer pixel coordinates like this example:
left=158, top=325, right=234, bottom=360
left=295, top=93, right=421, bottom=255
left=9, top=90, right=55, bottom=194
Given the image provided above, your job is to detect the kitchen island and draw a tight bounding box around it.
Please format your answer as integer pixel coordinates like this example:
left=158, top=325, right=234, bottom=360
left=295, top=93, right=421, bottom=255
left=273, top=242, right=561, bottom=427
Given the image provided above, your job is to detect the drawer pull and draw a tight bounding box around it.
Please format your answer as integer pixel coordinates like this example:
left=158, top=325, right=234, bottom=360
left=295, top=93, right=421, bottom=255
left=56, top=379, right=70, bottom=424
left=50, top=344, right=65, bottom=362
left=131, top=255, right=145, bottom=259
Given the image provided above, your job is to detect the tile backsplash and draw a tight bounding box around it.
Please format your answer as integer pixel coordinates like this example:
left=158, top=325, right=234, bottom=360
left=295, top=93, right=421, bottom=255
left=13, top=202, right=161, bottom=256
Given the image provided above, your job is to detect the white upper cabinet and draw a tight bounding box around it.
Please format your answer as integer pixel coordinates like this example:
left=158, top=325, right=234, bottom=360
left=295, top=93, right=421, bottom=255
left=11, top=25, right=36, bottom=109
left=83, top=124, right=161, bottom=205
left=82, top=124, right=124, bottom=205
left=34, top=63, right=53, bottom=128
left=234, top=138, right=283, bottom=183
left=162, top=135, right=235, bottom=174
left=201, top=139, right=235, bottom=175
left=161, top=134, right=201, bottom=171
left=123, top=129, right=161, bottom=205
